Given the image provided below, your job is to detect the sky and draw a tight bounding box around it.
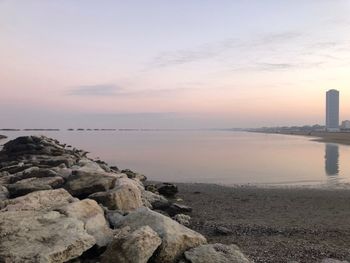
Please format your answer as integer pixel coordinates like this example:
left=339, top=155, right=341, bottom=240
left=1, top=0, right=350, bottom=129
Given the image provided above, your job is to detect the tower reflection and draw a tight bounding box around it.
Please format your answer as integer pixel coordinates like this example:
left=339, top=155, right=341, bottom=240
left=325, top=143, right=339, bottom=176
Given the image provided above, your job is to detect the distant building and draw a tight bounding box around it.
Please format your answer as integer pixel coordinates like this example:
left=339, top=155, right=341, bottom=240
left=326, top=89, right=340, bottom=131
left=341, top=120, right=350, bottom=131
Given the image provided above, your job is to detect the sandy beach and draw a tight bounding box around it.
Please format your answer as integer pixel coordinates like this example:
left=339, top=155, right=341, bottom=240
left=176, top=183, right=350, bottom=263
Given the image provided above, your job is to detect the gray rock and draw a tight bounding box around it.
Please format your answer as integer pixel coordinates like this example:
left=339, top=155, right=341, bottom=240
left=166, top=203, right=192, bottom=216
left=106, top=209, right=125, bottom=228
left=64, top=170, right=116, bottom=198
left=184, top=243, right=252, bottom=263
left=0, top=210, right=95, bottom=263
left=101, top=226, right=161, bottom=263
left=215, top=226, right=233, bottom=235
left=58, top=199, right=113, bottom=247
left=7, top=176, right=65, bottom=197
left=142, top=190, right=170, bottom=210
left=157, top=182, right=178, bottom=197
left=173, top=214, right=191, bottom=226
left=116, top=207, right=207, bottom=263
left=89, top=178, right=143, bottom=212
left=121, top=169, right=147, bottom=182
left=1, top=188, right=77, bottom=211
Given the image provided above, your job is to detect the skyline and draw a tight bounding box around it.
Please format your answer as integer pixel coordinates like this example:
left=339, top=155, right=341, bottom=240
left=1, top=1, right=350, bottom=128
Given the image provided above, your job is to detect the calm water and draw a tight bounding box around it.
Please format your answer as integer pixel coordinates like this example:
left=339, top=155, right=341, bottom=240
left=1, top=131, right=350, bottom=187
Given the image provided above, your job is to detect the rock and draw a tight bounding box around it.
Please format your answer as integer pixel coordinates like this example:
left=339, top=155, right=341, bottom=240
left=0, top=171, right=11, bottom=184
left=142, top=190, right=170, bottom=210
left=64, top=170, right=116, bottom=198
left=1, top=189, right=77, bottom=211
left=173, top=214, right=191, bottom=226
left=9, top=167, right=62, bottom=183
left=215, top=226, right=233, bottom=235
left=116, top=207, right=207, bottom=263
left=105, top=209, right=125, bottom=228
left=121, top=169, right=147, bottom=182
left=0, top=210, right=95, bottom=263
left=184, top=243, right=252, bottom=263
left=101, top=226, right=161, bottom=263
left=58, top=199, right=113, bottom=247
left=0, top=185, right=9, bottom=201
left=89, top=179, right=143, bottom=212
left=157, top=182, right=178, bottom=197
left=166, top=203, right=192, bottom=216
left=145, top=184, right=158, bottom=194
left=7, top=176, right=65, bottom=198
left=38, top=155, right=76, bottom=168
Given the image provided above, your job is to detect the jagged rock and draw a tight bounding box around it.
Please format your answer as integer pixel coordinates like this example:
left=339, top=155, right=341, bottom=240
left=0, top=171, right=11, bottom=184
left=101, top=226, right=162, bottom=263
left=58, top=199, right=113, bottom=247
left=89, top=178, right=143, bottom=212
left=173, top=214, right=191, bottom=226
left=64, top=170, right=116, bottom=198
left=105, top=209, right=125, bottom=228
left=157, top=182, right=178, bottom=197
left=1, top=189, right=77, bottom=211
left=116, top=207, right=207, bottom=263
left=38, top=155, right=76, bottom=168
left=142, top=190, right=170, bottom=210
left=145, top=184, right=158, bottom=194
left=184, top=243, right=251, bottom=263
left=8, top=166, right=61, bottom=183
left=7, top=176, right=65, bottom=198
left=0, top=210, right=95, bottom=263
left=166, top=203, right=192, bottom=216
left=0, top=163, right=33, bottom=174
left=121, top=169, right=147, bottom=182
left=0, top=185, right=9, bottom=201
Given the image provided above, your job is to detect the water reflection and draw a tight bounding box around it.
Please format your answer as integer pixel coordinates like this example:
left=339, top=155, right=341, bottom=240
left=325, top=143, right=339, bottom=176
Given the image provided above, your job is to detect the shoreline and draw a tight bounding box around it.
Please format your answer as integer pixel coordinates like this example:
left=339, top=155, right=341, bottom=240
left=176, top=182, right=350, bottom=262
left=251, top=130, right=350, bottom=145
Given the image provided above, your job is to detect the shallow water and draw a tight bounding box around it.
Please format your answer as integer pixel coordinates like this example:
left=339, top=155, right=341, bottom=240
left=1, top=130, right=350, bottom=187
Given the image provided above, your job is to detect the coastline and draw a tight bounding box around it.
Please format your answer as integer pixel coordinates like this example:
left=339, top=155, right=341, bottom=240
left=176, top=182, right=350, bottom=262
left=251, top=130, right=350, bottom=145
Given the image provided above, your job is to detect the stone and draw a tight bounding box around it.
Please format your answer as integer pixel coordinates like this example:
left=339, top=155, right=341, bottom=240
left=64, top=170, right=116, bottom=198
left=89, top=180, right=143, bottom=212
left=58, top=199, right=113, bottom=247
left=9, top=167, right=61, bottom=183
left=166, top=203, right=192, bottom=216
left=0, top=185, right=9, bottom=201
left=1, top=189, right=77, bottom=211
left=184, top=243, right=252, bottom=263
left=101, top=226, right=161, bottom=263
left=116, top=207, right=207, bottom=263
left=121, top=169, right=147, bottom=182
left=215, top=226, right=233, bottom=235
left=7, top=176, right=65, bottom=198
left=106, top=209, right=125, bottom=228
left=157, top=182, right=178, bottom=197
left=173, top=214, right=191, bottom=226
left=0, top=210, right=95, bottom=263
left=145, top=184, right=158, bottom=194
left=142, top=190, right=170, bottom=210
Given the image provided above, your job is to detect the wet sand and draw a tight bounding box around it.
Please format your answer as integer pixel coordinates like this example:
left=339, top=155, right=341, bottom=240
left=176, top=183, right=350, bottom=263
left=260, top=131, right=350, bottom=145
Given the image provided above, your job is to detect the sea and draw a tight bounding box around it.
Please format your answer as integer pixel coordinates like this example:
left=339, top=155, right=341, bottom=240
left=1, top=130, right=350, bottom=188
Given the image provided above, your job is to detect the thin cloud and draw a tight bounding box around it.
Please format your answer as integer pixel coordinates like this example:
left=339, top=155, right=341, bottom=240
left=67, top=84, right=122, bottom=96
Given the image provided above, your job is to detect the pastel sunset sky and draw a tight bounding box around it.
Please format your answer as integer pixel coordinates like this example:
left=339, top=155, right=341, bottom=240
left=1, top=0, right=350, bottom=128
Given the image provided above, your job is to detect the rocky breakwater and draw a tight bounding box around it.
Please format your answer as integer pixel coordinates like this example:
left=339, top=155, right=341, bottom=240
left=0, top=135, right=251, bottom=263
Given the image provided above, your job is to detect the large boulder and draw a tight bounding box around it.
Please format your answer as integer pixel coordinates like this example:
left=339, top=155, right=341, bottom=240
left=116, top=207, right=207, bottom=263
left=101, top=226, right=161, bottom=263
left=0, top=210, right=95, bottom=263
left=142, top=190, right=170, bottom=210
left=7, top=176, right=65, bottom=198
left=89, top=178, right=143, bottom=212
left=58, top=199, right=113, bottom=247
left=184, top=243, right=252, bottom=263
left=64, top=170, right=116, bottom=198
left=8, top=167, right=62, bottom=183
left=0, top=189, right=77, bottom=211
